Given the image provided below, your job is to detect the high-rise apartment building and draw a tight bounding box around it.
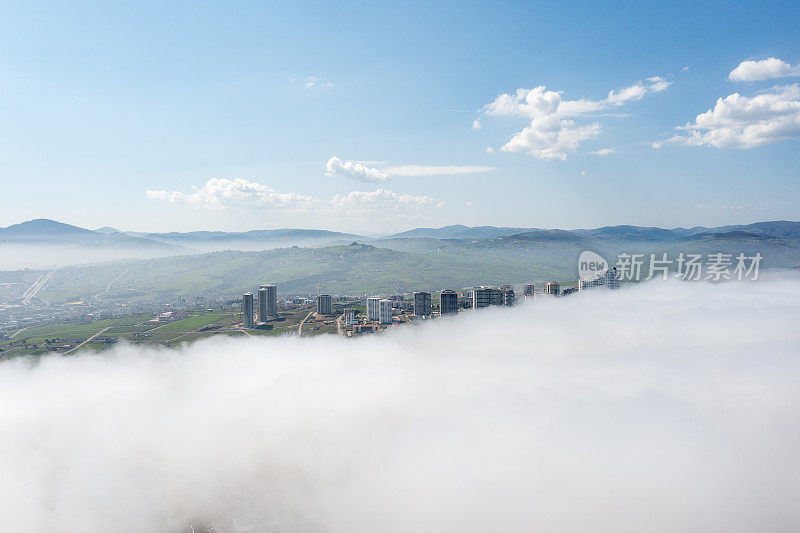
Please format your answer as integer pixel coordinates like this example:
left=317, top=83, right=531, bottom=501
left=317, top=294, right=332, bottom=315
left=604, top=266, right=620, bottom=289
left=489, top=288, right=504, bottom=306
left=502, top=289, right=515, bottom=306
left=379, top=299, right=393, bottom=324
left=258, top=284, right=278, bottom=321
left=523, top=284, right=535, bottom=298
left=242, top=292, right=254, bottom=328
left=413, top=291, right=431, bottom=317
left=439, top=290, right=458, bottom=315
left=472, top=288, right=492, bottom=309
left=366, top=297, right=381, bottom=321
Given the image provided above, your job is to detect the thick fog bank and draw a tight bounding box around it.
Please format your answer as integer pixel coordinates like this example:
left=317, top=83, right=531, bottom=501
left=2, top=277, right=800, bottom=532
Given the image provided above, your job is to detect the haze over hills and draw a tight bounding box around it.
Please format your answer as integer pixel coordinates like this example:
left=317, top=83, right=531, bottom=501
left=0, top=219, right=359, bottom=269
left=1, top=217, right=799, bottom=331
left=1, top=218, right=799, bottom=275
left=143, top=228, right=360, bottom=251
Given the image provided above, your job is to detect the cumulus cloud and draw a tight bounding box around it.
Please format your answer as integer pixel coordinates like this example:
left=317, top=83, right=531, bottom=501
left=329, top=188, right=439, bottom=213
left=384, top=165, right=495, bottom=176
left=2, top=277, right=800, bottom=531
left=326, top=156, right=391, bottom=183
left=484, top=77, right=670, bottom=160
left=472, top=119, right=482, bottom=130
left=146, top=178, right=318, bottom=211
left=729, top=58, right=800, bottom=82
left=661, top=84, right=800, bottom=149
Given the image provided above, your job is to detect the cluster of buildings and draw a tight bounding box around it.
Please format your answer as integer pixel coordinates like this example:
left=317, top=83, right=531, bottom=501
left=240, top=270, right=620, bottom=334
left=242, top=284, right=278, bottom=329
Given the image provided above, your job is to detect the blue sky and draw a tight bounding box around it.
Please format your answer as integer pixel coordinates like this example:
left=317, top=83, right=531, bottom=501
left=1, top=0, right=799, bottom=233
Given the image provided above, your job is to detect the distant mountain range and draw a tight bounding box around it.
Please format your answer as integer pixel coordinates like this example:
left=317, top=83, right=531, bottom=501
left=0, top=219, right=180, bottom=250
left=1, top=218, right=798, bottom=302
left=1, top=218, right=799, bottom=272
left=0, top=219, right=357, bottom=253
left=383, top=221, right=800, bottom=242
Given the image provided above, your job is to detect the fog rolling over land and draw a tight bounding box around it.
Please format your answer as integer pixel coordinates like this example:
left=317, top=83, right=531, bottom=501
left=1, top=277, right=799, bottom=532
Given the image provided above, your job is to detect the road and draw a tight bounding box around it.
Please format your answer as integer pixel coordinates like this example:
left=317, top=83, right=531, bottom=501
left=297, top=311, right=314, bottom=337
left=21, top=271, right=54, bottom=305
left=336, top=313, right=344, bottom=335
left=64, top=327, right=111, bottom=354
left=94, top=268, right=128, bottom=302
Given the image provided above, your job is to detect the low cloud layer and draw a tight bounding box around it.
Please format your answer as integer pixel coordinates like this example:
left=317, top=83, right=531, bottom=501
left=326, top=156, right=495, bottom=180
left=483, top=77, right=670, bottom=160
left=146, top=178, right=443, bottom=226
left=330, top=188, right=441, bottom=213
left=146, top=178, right=318, bottom=211
left=2, top=277, right=800, bottom=531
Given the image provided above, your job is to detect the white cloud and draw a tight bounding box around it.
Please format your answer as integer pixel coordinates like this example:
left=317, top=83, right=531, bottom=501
left=501, top=114, right=601, bottom=161
left=464, top=201, right=473, bottom=207
left=580, top=170, right=587, bottom=176
left=385, top=165, right=495, bottom=176
left=2, top=277, right=800, bottom=530
left=329, top=188, right=439, bottom=213
left=587, top=148, right=615, bottom=156
left=304, top=75, right=333, bottom=88
left=472, top=119, right=482, bottom=130
left=146, top=178, right=318, bottom=211
left=327, top=158, right=495, bottom=180
left=485, top=146, right=496, bottom=154
left=484, top=77, right=670, bottom=160
left=729, top=58, right=800, bottom=82
left=326, top=156, right=390, bottom=183
left=662, top=84, right=800, bottom=149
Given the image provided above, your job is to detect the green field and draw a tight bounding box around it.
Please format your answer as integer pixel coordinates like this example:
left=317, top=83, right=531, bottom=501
left=0, top=304, right=332, bottom=358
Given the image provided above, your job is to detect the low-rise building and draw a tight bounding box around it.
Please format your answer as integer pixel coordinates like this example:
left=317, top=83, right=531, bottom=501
left=544, top=282, right=560, bottom=295
left=353, top=323, right=380, bottom=334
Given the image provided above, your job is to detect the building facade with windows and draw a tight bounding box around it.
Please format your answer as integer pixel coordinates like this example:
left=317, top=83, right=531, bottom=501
left=379, top=299, right=393, bottom=324
left=242, top=292, right=254, bottom=328
left=439, top=290, right=458, bottom=315
left=258, top=284, right=278, bottom=320
left=472, top=288, right=492, bottom=309
left=413, top=291, right=431, bottom=316
left=544, top=282, right=560, bottom=295
left=366, top=297, right=381, bottom=321
left=317, top=294, right=332, bottom=315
